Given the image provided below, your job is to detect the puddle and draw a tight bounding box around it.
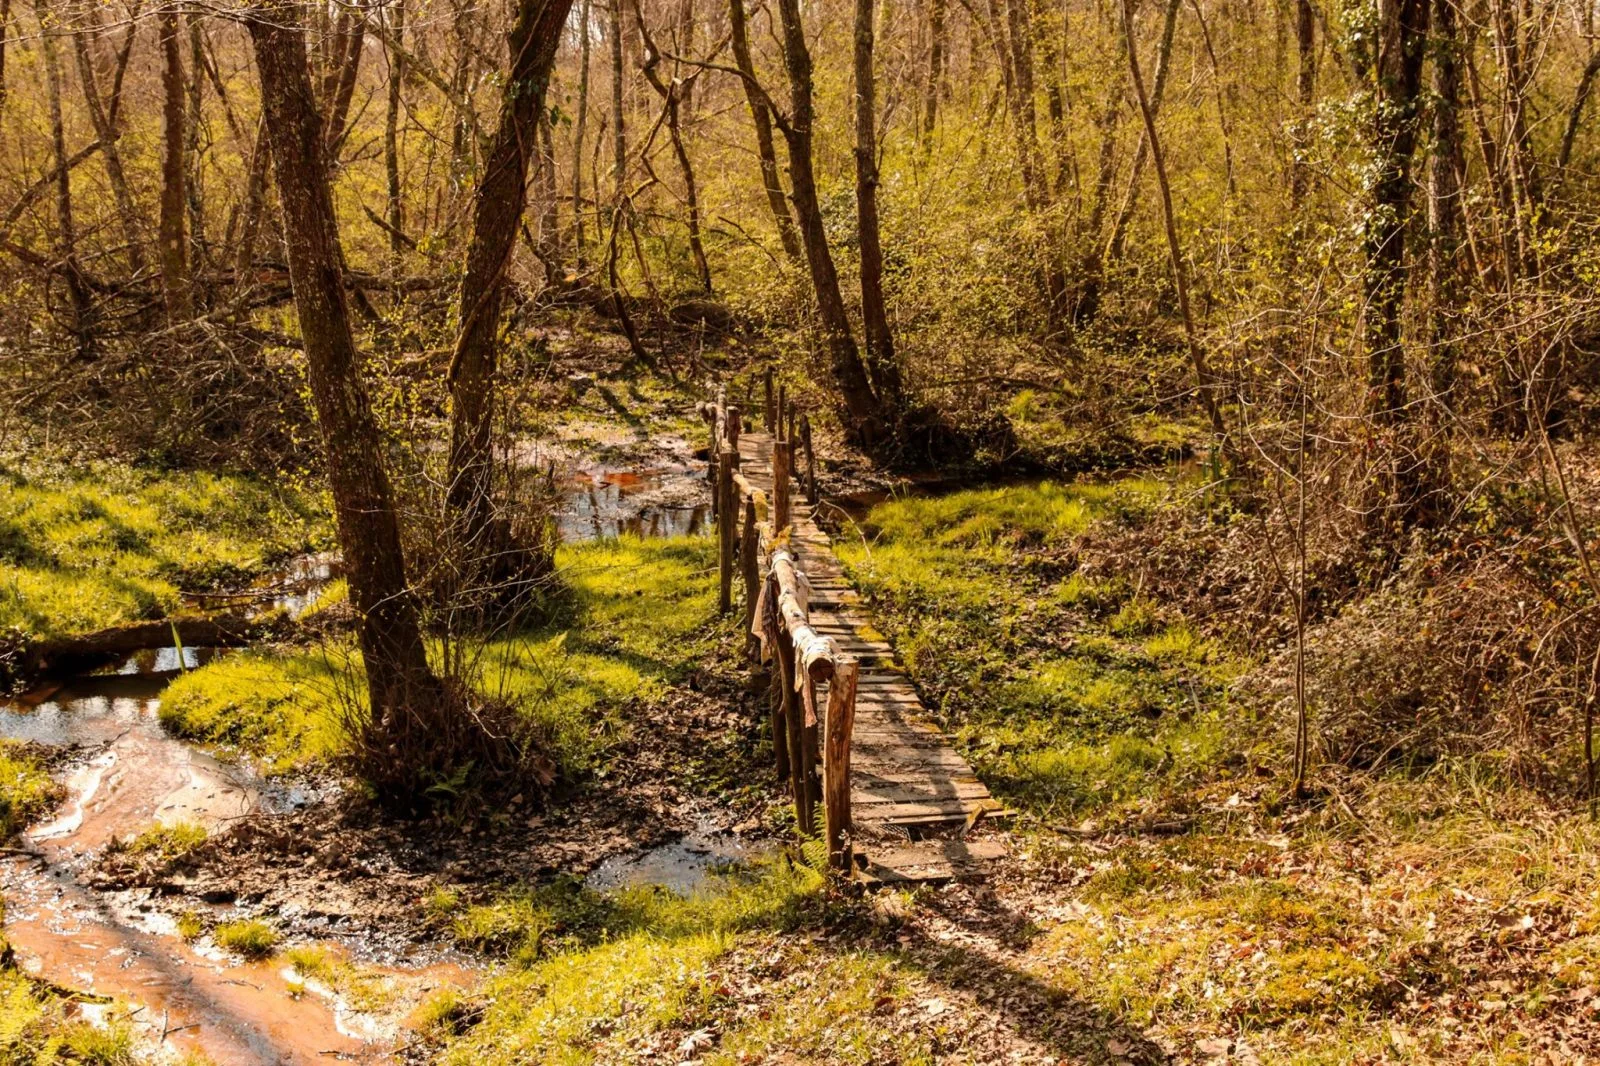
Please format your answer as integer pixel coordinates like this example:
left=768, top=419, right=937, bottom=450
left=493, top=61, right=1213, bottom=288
left=585, top=818, right=752, bottom=894
left=556, top=466, right=709, bottom=542
left=0, top=650, right=451, bottom=1063
left=183, top=553, right=339, bottom=619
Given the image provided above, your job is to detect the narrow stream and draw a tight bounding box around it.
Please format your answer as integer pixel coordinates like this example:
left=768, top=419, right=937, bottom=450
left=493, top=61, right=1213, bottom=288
left=0, top=650, right=460, bottom=1064
left=0, top=463, right=718, bottom=1059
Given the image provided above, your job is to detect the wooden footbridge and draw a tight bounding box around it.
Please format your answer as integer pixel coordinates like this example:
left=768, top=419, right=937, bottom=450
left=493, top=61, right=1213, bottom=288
left=701, top=385, right=1004, bottom=883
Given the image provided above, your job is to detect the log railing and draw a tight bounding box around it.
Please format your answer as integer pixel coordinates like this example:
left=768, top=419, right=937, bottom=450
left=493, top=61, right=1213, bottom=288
left=701, top=380, right=855, bottom=870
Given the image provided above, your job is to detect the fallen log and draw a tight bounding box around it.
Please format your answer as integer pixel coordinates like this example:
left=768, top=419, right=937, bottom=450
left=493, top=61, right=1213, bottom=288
left=24, top=614, right=277, bottom=676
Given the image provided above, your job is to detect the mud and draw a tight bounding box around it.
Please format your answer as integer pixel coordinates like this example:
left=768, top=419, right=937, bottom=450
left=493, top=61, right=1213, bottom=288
left=0, top=651, right=468, bottom=1064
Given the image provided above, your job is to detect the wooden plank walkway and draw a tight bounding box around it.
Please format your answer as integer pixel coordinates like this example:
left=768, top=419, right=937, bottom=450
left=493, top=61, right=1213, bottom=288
left=737, top=432, right=1005, bottom=882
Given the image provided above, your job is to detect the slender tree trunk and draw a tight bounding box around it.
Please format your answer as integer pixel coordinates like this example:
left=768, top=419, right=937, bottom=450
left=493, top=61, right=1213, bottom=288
left=72, top=18, right=144, bottom=274
left=1106, top=0, right=1182, bottom=264
left=323, top=6, right=365, bottom=159
left=854, top=0, right=901, bottom=413
left=158, top=3, right=192, bottom=321
left=1121, top=0, right=1227, bottom=446
left=1360, top=0, right=1429, bottom=425
left=34, top=0, right=94, bottom=356
left=1559, top=50, right=1600, bottom=172
left=446, top=0, right=578, bottom=543
left=385, top=0, right=406, bottom=272
left=775, top=0, right=887, bottom=446
left=1290, top=0, right=1315, bottom=213
left=245, top=1, right=440, bottom=737
left=637, top=14, right=711, bottom=292
left=234, top=115, right=271, bottom=286
left=185, top=13, right=207, bottom=288
left=610, top=0, right=626, bottom=195
left=0, top=0, right=10, bottom=117
left=921, top=0, right=947, bottom=140
left=573, top=0, right=591, bottom=265
left=537, top=105, right=561, bottom=270
left=729, top=0, right=801, bottom=262
left=1429, top=0, right=1464, bottom=410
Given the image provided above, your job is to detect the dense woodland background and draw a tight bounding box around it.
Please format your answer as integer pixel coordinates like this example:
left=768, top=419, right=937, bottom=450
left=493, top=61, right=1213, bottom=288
left=2, top=0, right=1600, bottom=795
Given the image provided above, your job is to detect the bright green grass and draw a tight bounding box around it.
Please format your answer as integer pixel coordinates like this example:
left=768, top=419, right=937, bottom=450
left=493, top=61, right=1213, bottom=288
left=836, top=479, right=1241, bottom=819
left=0, top=967, right=137, bottom=1065
left=214, top=919, right=279, bottom=959
left=159, top=535, right=718, bottom=779
left=0, top=460, right=325, bottom=640
left=0, top=742, right=62, bottom=838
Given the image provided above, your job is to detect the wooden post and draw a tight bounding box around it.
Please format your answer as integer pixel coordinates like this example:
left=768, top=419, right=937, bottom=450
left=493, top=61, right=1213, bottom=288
left=763, top=367, right=775, bottom=431
left=717, top=448, right=735, bottom=613
left=800, top=415, right=817, bottom=502
left=741, top=498, right=760, bottom=658
left=801, top=688, right=820, bottom=834
left=823, top=659, right=859, bottom=871
left=772, top=440, right=792, bottom=530
left=727, top=404, right=742, bottom=455
left=777, top=383, right=787, bottom=440
left=778, top=628, right=805, bottom=824
left=786, top=406, right=797, bottom=448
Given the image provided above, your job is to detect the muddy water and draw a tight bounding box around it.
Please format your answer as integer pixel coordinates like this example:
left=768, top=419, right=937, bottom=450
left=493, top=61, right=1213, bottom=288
left=557, top=467, right=709, bottom=542
left=0, top=657, right=454, bottom=1064
left=585, top=818, right=753, bottom=894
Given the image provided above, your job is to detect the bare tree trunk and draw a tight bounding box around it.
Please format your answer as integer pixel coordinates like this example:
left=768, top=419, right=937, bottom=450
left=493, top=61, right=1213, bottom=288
left=0, top=0, right=10, bottom=117
left=34, top=0, right=94, bottom=356
left=385, top=0, right=406, bottom=272
left=854, top=0, right=902, bottom=413
left=537, top=104, right=561, bottom=270
left=246, top=2, right=440, bottom=740
left=1121, top=0, right=1227, bottom=447
left=572, top=0, right=591, bottom=265
left=1000, top=0, right=1066, bottom=330
left=72, top=15, right=143, bottom=274
left=774, top=0, right=888, bottom=446
left=446, top=0, right=578, bottom=543
left=1558, top=49, right=1600, bottom=172
left=637, top=13, right=711, bottom=292
left=323, top=4, right=365, bottom=158
left=610, top=0, right=626, bottom=195
left=1290, top=0, right=1315, bottom=213
left=729, top=0, right=801, bottom=262
left=1428, top=0, right=1464, bottom=411
left=921, top=0, right=947, bottom=140
left=1105, top=0, right=1182, bottom=264
left=158, top=3, right=192, bottom=321
left=185, top=13, right=207, bottom=287
left=234, top=115, right=271, bottom=287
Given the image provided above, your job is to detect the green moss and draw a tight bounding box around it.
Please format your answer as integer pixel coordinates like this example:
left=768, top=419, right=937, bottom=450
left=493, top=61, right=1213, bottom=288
left=0, top=743, right=62, bottom=838
left=0, top=461, right=325, bottom=641
left=214, top=919, right=279, bottom=959
left=0, top=967, right=135, bottom=1064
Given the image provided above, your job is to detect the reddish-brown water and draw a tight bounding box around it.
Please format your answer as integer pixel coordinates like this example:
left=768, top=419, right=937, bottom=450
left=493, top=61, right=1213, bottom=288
left=1, top=661, right=469, bottom=1063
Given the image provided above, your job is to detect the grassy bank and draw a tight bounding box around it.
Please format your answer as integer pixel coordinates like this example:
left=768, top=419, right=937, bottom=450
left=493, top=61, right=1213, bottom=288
left=159, top=535, right=720, bottom=779
left=0, top=457, right=325, bottom=643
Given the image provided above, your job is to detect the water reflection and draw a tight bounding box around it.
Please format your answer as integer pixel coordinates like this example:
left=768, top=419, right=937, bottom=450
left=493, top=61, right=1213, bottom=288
left=556, top=468, right=709, bottom=542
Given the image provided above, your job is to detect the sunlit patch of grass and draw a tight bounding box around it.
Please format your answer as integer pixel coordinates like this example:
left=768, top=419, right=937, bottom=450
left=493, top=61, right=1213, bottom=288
left=0, top=742, right=62, bottom=838
left=159, top=647, right=353, bottom=773
left=127, top=820, right=208, bottom=859
left=214, top=919, right=279, bottom=959
left=436, top=861, right=828, bottom=1062
left=156, top=535, right=719, bottom=781
left=282, top=945, right=393, bottom=1012
left=0, top=967, right=136, bottom=1064
left=1036, top=875, right=1381, bottom=1026
left=0, top=461, right=326, bottom=640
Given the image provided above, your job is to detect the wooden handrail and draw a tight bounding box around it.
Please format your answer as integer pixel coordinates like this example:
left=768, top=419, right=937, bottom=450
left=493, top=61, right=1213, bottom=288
left=707, top=383, right=858, bottom=871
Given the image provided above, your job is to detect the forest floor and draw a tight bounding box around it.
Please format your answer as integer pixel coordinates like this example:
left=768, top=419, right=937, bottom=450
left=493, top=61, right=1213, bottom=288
left=1, top=331, right=1597, bottom=1064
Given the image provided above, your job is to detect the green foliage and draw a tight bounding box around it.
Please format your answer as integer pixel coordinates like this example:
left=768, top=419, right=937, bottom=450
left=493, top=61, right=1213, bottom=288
left=0, top=459, right=326, bottom=640
left=126, top=820, right=208, bottom=859
left=213, top=919, right=279, bottom=959
left=0, top=968, right=135, bottom=1065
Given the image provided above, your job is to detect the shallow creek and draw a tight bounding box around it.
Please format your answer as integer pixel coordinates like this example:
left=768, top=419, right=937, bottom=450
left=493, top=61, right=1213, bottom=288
left=0, top=651, right=466, bottom=1064
left=0, top=460, right=731, bottom=1060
